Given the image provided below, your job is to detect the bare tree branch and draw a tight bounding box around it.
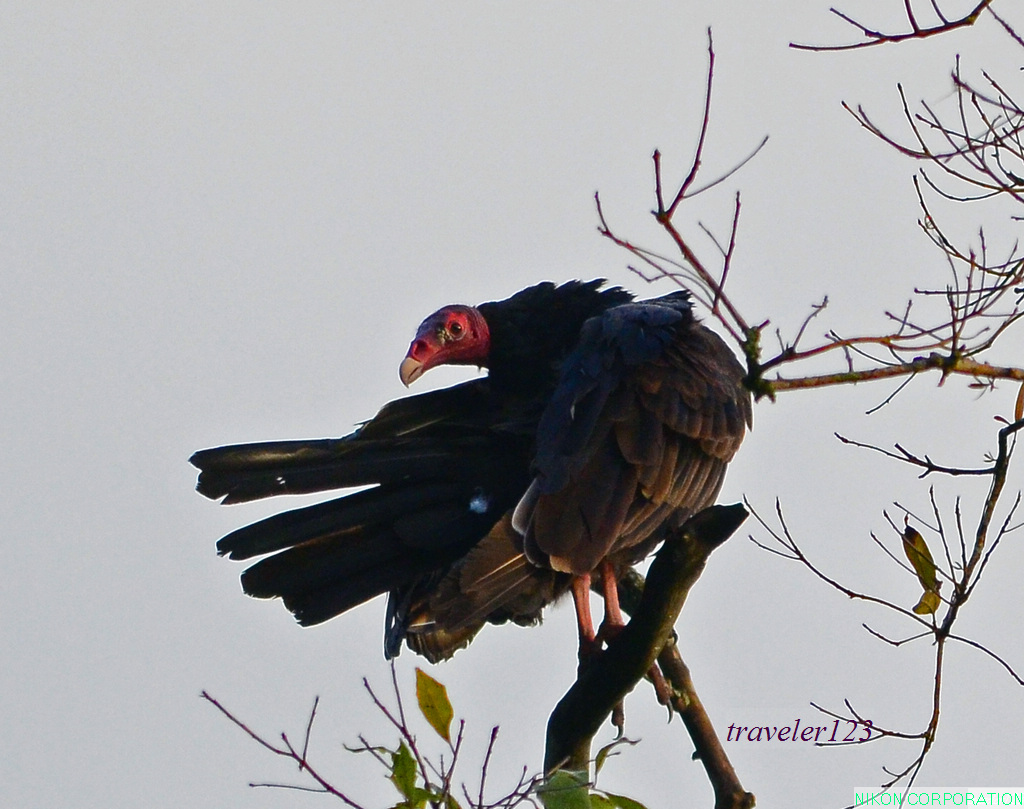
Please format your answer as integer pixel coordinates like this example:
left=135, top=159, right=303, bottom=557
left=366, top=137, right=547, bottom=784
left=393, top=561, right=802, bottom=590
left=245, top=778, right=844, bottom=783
left=792, top=0, right=997, bottom=51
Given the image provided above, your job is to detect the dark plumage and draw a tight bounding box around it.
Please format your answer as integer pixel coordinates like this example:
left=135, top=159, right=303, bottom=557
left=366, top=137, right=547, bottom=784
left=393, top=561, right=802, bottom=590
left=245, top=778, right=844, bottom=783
left=192, top=280, right=751, bottom=662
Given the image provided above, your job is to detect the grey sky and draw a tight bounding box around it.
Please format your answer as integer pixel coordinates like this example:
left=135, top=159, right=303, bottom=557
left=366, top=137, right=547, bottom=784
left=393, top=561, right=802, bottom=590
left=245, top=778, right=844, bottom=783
left=3, top=3, right=1022, bottom=807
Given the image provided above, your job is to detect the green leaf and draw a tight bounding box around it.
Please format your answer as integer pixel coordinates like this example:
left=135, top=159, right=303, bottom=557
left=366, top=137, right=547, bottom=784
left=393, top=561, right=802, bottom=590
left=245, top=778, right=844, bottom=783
left=590, top=796, right=615, bottom=809
left=902, top=526, right=938, bottom=592
left=913, top=589, right=941, bottom=615
left=902, top=525, right=942, bottom=614
left=390, top=741, right=419, bottom=802
left=603, top=791, right=651, bottom=809
left=538, top=770, right=592, bottom=809
left=415, top=667, right=454, bottom=743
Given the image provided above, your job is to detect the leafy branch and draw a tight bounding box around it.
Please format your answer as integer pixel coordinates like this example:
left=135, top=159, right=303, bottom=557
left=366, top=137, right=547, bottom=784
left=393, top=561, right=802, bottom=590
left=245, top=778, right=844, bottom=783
left=204, top=665, right=669, bottom=809
left=203, top=667, right=539, bottom=809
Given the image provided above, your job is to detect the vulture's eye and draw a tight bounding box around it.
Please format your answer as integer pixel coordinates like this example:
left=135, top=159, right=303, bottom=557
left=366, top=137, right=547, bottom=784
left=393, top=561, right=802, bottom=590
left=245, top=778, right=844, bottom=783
left=449, top=321, right=465, bottom=338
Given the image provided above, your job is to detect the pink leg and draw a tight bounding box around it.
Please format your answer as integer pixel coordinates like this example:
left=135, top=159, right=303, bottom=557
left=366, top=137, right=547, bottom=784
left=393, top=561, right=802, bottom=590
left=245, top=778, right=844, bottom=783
left=571, top=573, right=597, bottom=660
left=597, top=561, right=673, bottom=713
left=600, top=559, right=624, bottom=630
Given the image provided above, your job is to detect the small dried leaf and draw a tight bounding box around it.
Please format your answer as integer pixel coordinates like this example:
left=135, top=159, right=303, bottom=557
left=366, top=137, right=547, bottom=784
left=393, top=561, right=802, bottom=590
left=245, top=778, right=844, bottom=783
left=594, top=736, right=639, bottom=775
left=415, top=667, right=454, bottom=743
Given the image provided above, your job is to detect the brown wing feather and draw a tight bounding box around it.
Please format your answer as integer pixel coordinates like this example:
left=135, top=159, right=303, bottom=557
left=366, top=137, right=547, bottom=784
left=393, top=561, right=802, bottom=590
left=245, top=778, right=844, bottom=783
left=530, top=437, right=641, bottom=574
left=523, top=316, right=749, bottom=576
left=402, top=515, right=570, bottom=660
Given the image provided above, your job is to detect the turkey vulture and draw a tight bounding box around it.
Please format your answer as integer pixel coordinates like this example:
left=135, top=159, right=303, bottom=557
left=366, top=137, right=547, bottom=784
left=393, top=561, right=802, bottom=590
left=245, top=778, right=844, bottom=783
left=191, top=280, right=751, bottom=661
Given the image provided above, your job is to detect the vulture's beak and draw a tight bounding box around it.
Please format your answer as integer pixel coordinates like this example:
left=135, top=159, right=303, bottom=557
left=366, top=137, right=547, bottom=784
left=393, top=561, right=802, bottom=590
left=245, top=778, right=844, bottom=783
left=399, top=356, right=425, bottom=387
